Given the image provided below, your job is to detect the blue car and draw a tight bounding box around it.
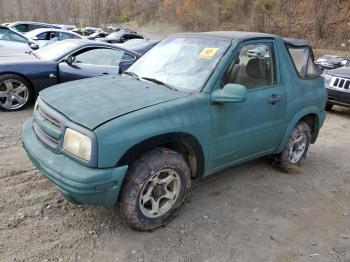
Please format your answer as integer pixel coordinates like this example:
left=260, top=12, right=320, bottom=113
left=0, top=39, right=141, bottom=111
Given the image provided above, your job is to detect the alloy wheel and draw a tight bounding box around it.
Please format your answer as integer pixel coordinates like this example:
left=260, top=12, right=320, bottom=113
left=0, top=79, right=29, bottom=110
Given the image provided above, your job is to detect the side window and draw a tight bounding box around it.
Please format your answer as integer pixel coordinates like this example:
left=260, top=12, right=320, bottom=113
left=0, top=29, right=27, bottom=43
left=14, top=24, right=29, bottom=33
left=73, top=48, right=126, bottom=66
left=29, top=24, right=51, bottom=31
left=221, top=43, right=276, bottom=90
left=287, top=45, right=319, bottom=78
left=60, top=32, right=80, bottom=40
left=121, top=52, right=135, bottom=61
left=37, top=32, right=49, bottom=40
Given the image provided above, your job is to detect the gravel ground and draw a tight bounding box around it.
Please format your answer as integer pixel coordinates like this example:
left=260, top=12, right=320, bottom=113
left=0, top=105, right=350, bottom=262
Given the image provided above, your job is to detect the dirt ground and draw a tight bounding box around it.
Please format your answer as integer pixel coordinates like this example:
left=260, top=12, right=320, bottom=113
left=1, top=104, right=350, bottom=262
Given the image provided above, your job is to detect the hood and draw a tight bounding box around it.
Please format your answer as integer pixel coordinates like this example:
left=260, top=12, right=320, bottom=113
left=327, top=67, right=350, bottom=78
left=40, top=75, right=190, bottom=129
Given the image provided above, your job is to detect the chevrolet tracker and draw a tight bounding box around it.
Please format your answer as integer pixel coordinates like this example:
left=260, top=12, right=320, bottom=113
left=22, top=32, right=327, bottom=230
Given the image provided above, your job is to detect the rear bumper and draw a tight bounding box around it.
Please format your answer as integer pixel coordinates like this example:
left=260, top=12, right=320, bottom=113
left=327, top=88, right=350, bottom=107
left=21, top=118, right=128, bottom=206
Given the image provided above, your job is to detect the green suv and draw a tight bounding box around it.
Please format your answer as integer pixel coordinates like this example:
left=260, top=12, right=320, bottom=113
left=22, top=32, right=327, bottom=230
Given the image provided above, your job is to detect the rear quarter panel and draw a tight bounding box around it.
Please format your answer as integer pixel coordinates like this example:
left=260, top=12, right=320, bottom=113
left=274, top=38, right=327, bottom=152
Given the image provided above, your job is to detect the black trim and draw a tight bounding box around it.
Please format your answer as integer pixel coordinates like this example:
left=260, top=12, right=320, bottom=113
left=116, top=132, right=205, bottom=178
left=34, top=97, right=98, bottom=168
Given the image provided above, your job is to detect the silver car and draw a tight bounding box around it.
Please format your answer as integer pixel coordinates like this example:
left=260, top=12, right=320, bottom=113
left=0, top=26, right=38, bottom=54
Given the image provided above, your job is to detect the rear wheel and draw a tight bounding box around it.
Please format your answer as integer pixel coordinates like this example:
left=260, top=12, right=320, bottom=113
left=325, top=103, right=333, bottom=111
left=0, top=74, right=33, bottom=111
left=275, top=121, right=311, bottom=172
left=118, top=147, right=191, bottom=230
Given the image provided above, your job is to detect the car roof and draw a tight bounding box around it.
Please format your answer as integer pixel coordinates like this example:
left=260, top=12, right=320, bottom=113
left=57, top=39, right=140, bottom=56
left=174, top=31, right=277, bottom=40
left=8, top=21, right=56, bottom=26
left=283, top=38, right=309, bottom=46
left=26, top=28, right=82, bottom=37
left=173, top=31, right=309, bottom=46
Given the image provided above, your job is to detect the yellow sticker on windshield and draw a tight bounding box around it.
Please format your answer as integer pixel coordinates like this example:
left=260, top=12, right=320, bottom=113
left=198, top=48, right=219, bottom=59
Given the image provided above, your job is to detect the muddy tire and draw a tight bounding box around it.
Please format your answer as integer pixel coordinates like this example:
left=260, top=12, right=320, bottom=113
left=325, top=103, right=333, bottom=111
left=118, top=147, right=191, bottom=230
left=275, top=121, right=312, bottom=172
left=0, top=74, right=33, bottom=112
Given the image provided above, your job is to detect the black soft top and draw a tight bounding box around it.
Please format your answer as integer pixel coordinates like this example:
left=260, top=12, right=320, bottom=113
left=174, top=31, right=309, bottom=46
left=283, top=38, right=309, bottom=47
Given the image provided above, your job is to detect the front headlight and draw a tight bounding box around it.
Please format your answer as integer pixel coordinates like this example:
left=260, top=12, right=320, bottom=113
left=324, top=74, right=332, bottom=82
left=63, top=128, right=92, bottom=161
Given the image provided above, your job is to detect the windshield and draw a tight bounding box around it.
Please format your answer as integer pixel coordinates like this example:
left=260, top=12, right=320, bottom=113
left=126, top=36, right=232, bottom=91
left=106, top=32, right=123, bottom=39
left=33, top=40, right=80, bottom=60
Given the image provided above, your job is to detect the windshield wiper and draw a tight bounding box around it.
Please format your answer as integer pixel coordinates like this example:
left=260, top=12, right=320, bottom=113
left=121, top=71, right=140, bottom=80
left=141, top=77, right=178, bottom=91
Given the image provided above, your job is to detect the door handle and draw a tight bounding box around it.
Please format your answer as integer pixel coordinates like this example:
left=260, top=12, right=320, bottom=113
left=100, top=72, right=109, bottom=76
left=268, top=94, right=282, bottom=105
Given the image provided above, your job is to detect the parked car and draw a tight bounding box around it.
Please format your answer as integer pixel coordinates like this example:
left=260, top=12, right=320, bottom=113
left=82, top=27, right=102, bottom=36
left=22, top=32, right=326, bottom=230
left=99, top=31, right=144, bottom=44
left=323, top=65, right=350, bottom=110
left=116, top=39, right=159, bottom=55
left=53, top=24, right=76, bottom=31
left=0, top=26, right=39, bottom=54
left=0, top=39, right=141, bottom=111
left=6, top=21, right=60, bottom=33
left=25, top=28, right=82, bottom=47
left=247, top=45, right=269, bottom=58
left=87, top=31, right=110, bottom=40
left=72, top=28, right=83, bottom=35
left=316, top=55, right=349, bottom=71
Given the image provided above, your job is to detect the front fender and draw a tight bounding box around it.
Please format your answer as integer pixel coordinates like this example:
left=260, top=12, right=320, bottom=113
left=94, top=94, right=211, bottom=169
left=275, top=107, right=325, bottom=153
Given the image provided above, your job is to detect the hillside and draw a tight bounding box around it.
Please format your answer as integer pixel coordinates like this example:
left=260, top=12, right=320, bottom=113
left=0, top=0, right=349, bottom=50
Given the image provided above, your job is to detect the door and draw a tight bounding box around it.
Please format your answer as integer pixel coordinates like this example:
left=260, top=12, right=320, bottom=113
left=208, top=40, right=286, bottom=170
left=58, top=47, right=127, bottom=83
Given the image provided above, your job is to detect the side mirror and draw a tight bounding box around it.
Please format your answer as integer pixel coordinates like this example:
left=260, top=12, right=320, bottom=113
left=212, top=83, right=247, bottom=104
left=32, top=36, right=39, bottom=41
left=29, top=42, right=39, bottom=50
left=64, top=55, right=74, bottom=66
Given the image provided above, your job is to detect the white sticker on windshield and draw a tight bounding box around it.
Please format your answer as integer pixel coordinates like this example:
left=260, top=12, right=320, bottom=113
left=198, top=48, right=219, bottom=59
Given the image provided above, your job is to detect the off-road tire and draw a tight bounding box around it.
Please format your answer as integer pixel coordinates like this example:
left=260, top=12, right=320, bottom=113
left=275, top=121, right=312, bottom=172
left=0, top=74, right=33, bottom=112
left=325, top=103, right=333, bottom=111
left=118, top=147, right=191, bottom=231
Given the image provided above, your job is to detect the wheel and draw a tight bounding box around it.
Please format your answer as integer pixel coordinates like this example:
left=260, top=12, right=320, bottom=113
left=0, top=74, right=33, bottom=111
left=118, top=147, right=191, bottom=230
left=325, top=103, right=333, bottom=111
left=275, top=121, right=311, bottom=172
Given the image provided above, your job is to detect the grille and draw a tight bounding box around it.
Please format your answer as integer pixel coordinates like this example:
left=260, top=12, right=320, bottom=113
left=330, top=77, right=350, bottom=92
left=33, top=104, right=63, bottom=149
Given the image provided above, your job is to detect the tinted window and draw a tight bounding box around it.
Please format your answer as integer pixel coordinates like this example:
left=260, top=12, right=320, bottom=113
left=29, top=24, right=51, bottom=31
left=122, top=52, right=135, bottom=61
left=0, top=29, right=27, bottom=43
left=60, top=32, right=80, bottom=40
left=73, top=48, right=126, bottom=66
left=36, top=32, right=50, bottom=40
left=221, top=43, right=276, bottom=90
left=287, top=46, right=319, bottom=78
left=14, top=24, right=29, bottom=33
